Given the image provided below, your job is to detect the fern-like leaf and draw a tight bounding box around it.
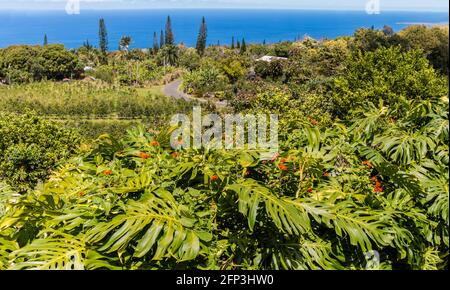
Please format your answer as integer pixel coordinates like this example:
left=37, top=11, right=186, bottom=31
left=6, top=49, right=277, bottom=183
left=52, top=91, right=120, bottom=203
left=226, top=179, right=311, bottom=235
left=86, top=188, right=200, bottom=261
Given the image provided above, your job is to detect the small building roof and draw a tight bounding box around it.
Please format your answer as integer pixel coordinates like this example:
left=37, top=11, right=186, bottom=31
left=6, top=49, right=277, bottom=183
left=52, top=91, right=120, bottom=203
left=256, top=55, right=288, bottom=62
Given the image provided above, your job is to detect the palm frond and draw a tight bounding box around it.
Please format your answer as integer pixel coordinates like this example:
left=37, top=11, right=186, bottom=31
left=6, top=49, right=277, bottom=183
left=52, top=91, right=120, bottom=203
left=226, top=179, right=311, bottom=235
left=9, top=231, right=87, bottom=270
left=0, top=236, right=19, bottom=270
left=0, top=182, right=20, bottom=216
left=8, top=231, right=120, bottom=270
left=270, top=235, right=344, bottom=270
left=358, top=145, right=424, bottom=196
left=86, top=188, right=201, bottom=261
left=423, top=175, right=449, bottom=224
left=374, top=129, right=434, bottom=165
left=292, top=198, right=397, bottom=252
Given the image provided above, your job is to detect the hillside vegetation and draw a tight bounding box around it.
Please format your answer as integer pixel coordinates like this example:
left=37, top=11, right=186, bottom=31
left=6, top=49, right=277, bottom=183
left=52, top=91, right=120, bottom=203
left=0, top=24, right=448, bottom=270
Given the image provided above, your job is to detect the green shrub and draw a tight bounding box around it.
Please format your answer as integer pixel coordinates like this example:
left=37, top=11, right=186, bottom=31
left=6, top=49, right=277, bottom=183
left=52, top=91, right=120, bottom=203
left=0, top=45, right=82, bottom=83
left=90, top=65, right=114, bottom=83
left=398, top=25, right=449, bottom=75
left=182, top=67, right=227, bottom=96
left=333, top=47, right=448, bottom=118
left=115, top=60, right=165, bottom=85
left=0, top=96, right=447, bottom=270
left=0, top=46, right=41, bottom=83
left=255, top=59, right=285, bottom=80
left=179, top=48, right=201, bottom=71
left=39, top=44, right=82, bottom=80
left=0, top=111, right=80, bottom=192
left=273, top=41, right=292, bottom=57
left=221, top=59, right=247, bottom=82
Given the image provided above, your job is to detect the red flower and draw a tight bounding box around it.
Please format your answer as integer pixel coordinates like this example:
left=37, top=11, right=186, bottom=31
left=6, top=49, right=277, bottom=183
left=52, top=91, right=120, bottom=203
left=280, top=158, right=288, bottom=163
left=78, top=191, right=85, bottom=197
left=211, top=175, right=219, bottom=181
left=172, top=152, right=179, bottom=158
left=362, top=160, right=373, bottom=168
left=102, top=170, right=113, bottom=175
left=150, top=140, right=160, bottom=147
left=371, top=177, right=378, bottom=181
left=307, top=188, right=314, bottom=193
left=375, top=181, right=382, bottom=187
left=139, top=152, right=150, bottom=159
left=310, top=119, right=319, bottom=126
left=323, top=171, right=331, bottom=177
left=374, top=186, right=383, bottom=193
left=277, top=164, right=288, bottom=171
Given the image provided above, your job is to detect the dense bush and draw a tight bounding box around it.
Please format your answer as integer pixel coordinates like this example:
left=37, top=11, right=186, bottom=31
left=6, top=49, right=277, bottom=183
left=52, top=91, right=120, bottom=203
left=89, top=65, right=115, bottom=84
left=332, top=47, right=448, bottom=118
left=247, top=43, right=272, bottom=57
left=114, top=60, right=166, bottom=85
left=398, top=25, right=449, bottom=75
left=273, top=41, right=292, bottom=57
left=255, top=59, right=285, bottom=80
left=0, top=45, right=82, bottom=83
left=350, top=27, right=393, bottom=52
left=0, top=111, right=80, bottom=192
left=39, top=45, right=83, bottom=80
left=280, top=39, right=348, bottom=86
left=182, top=66, right=228, bottom=96
left=221, top=59, right=247, bottom=82
left=0, top=95, right=447, bottom=270
left=76, top=45, right=103, bottom=67
left=0, top=46, right=41, bottom=83
left=349, top=25, right=449, bottom=75
left=179, top=48, right=201, bottom=71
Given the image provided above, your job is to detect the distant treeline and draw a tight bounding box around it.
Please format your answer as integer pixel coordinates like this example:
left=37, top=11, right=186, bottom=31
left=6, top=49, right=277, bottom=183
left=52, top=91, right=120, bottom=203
left=0, top=23, right=448, bottom=84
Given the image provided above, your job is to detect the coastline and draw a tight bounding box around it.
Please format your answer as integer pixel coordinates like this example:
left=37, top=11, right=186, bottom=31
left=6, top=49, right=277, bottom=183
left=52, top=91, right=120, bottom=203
left=397, top=21, right=449, bottom=26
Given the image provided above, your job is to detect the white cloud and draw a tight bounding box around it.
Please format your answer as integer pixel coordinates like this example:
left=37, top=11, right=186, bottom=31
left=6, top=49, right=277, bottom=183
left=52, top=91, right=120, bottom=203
left=0, top=0, right=448, bottom=11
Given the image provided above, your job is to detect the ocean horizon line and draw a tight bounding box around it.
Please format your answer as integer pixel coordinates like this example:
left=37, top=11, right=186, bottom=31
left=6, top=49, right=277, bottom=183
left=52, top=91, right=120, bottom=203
left=0, top=8, right=448, bottom=13
left=1, top=9, right=448, bottom=49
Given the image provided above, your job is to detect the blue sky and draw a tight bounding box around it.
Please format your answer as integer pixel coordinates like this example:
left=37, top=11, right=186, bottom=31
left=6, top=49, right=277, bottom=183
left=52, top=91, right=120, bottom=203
left=0, top=0, right=448, bottom=11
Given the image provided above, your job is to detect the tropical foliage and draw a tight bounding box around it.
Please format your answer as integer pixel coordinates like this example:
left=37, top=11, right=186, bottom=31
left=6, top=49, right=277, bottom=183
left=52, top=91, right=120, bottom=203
left=0, top=44, right=82, bottom=83
left=0, top=81, right=192, bottom=119
left=0, top=111, right=80, bottom=193
left=0, top=23, right=448, bottom=271
left=0, top=94, right=447, bottom=269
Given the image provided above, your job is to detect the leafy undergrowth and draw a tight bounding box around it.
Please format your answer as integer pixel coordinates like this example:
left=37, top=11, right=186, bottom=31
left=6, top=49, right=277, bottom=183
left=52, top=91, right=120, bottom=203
left=0, top=81, right=191, bottom=119
left=0, top=97, right=448, bottom=270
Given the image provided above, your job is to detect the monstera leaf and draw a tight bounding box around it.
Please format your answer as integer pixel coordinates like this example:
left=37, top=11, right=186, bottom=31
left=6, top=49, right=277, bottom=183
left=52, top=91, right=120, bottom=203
left=86, top=188, right=201, bottom=261
left=226, top=179, right=311, bottom=235
left=8, top=231, right=119, bottom=270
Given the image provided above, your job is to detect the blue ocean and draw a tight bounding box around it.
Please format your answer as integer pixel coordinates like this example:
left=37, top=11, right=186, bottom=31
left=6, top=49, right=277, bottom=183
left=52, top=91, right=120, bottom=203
left=0, top=9, right=448, bottom=49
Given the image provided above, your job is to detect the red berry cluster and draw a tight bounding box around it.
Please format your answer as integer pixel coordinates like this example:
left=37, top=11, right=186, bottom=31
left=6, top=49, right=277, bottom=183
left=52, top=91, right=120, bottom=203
left=371, top=176, right=383, bottom=192
left=139, top=152, right=150, bottom=159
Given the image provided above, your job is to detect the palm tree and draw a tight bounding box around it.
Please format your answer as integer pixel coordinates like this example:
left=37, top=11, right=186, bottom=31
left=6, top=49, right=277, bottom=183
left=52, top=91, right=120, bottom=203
left=82, top=39, right=93, bottom=50
left=119, top=36, right=132, bottom=52
left=160, top=44, right=179, bottom=66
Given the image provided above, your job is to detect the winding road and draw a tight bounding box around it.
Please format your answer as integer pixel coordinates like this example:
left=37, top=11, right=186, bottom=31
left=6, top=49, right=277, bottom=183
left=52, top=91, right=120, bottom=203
left=163, top=79, right=228, bottom=108
left=163, top=79, right=195, bottom=102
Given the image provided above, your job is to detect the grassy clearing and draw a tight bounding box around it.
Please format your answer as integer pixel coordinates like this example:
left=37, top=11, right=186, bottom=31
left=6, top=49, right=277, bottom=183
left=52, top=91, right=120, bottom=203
left=0, top=81, right=189, bottom=119
left=0, top=81, right=192, bottom=139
